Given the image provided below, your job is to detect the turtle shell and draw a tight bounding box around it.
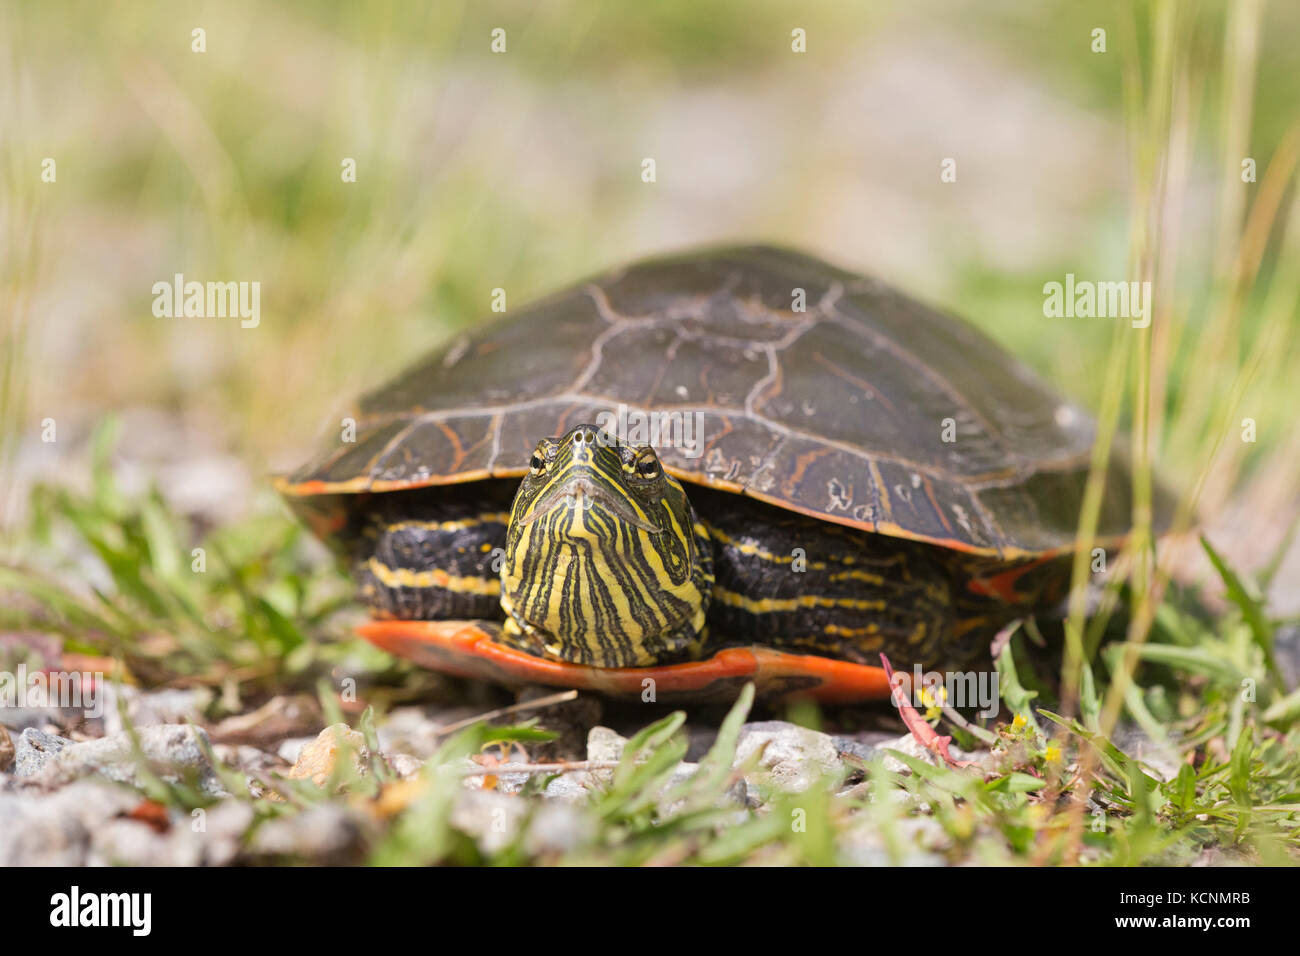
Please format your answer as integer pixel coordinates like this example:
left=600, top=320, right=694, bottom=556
left=281, top=245, right=1151, bottom=560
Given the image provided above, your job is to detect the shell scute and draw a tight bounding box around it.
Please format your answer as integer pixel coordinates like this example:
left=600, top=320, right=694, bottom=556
left=281, top=245, right=1166, bottom=557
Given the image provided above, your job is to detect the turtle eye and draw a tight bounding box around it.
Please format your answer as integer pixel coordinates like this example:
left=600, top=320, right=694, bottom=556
left=530, top=440, right=556, bottom=476
left=635, top=454, right=660, bottom=480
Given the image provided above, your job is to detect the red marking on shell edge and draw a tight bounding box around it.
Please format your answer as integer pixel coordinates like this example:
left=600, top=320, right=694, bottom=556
left=966, top=554, right=1056, bottom=602
left=357, top=620, right=891, bottom=704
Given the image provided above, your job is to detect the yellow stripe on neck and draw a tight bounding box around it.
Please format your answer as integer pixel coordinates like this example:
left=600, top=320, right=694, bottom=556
left=703, top=524, right=884, bottom=583
left=711, top=587, right=886, bottom=614
left=380, top=513, right=510, bottom=534
left=365, top=558, right=500, bottom=595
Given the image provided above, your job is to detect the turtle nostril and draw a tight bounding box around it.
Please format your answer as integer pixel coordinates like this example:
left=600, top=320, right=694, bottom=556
left=583, top=429, right=595, bottom=444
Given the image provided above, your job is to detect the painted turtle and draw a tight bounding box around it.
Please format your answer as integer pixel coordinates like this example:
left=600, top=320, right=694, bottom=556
left=279, top=246, right=1158, bottom=703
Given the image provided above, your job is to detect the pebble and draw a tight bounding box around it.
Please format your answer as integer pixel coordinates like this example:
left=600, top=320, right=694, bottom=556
left=543, top=772, right=594, bottom=803
left=735, top=721, right=847, bottom=794
left=524, top=802, right=596, bottom=856
left=0, top=724, right=16, bottom=772
left=0, top=780, right=139, bottom=866
left=449, top=790, right=529, bottom=855
left=245, top=804, right=371, bottom=865
left=18, top=724, right=222, bottom=795
left=276, top=735, right=317, bottom=764
left=586, top=726, right=627, bottom=763
left=383, top=752, right=424, bottom=780
left=13, top=728, right=72, bottom=777
left=285, top=723, right=367, bottom=788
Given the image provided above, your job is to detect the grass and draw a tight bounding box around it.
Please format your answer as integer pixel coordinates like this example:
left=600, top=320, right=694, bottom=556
left=0, top=418, right=375, bottom=700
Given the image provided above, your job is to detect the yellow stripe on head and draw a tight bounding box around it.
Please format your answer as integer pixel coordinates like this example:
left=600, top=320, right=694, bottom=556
left=500, top=424, right=713, bottom=668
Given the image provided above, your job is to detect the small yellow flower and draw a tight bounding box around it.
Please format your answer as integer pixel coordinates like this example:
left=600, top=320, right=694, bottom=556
left=919, top=684, right=948, bottom=709
left=1044, top=744, right=1062, bottom=763
left=1011, top=713, right=1028, bottom=731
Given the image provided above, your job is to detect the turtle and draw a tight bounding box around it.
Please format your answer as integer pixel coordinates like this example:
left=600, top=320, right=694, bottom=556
left=278, top=245, right=1162, bottom=703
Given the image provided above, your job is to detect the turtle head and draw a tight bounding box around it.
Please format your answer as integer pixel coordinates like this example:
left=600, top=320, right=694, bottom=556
left=500, top=424, right=713, bottom=667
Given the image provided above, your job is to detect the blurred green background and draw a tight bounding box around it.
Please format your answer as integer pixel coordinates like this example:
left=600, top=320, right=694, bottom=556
left=3, top=0, right=1298, bottom=596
